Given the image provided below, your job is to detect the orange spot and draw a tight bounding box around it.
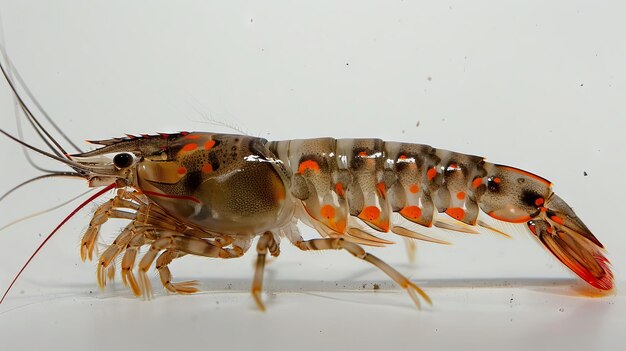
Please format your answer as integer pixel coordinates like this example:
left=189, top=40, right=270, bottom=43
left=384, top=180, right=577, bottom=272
left=528, top=224, right=537, bottom=236
left=493, top=177, right=502, bottom=184
left=427, top=167, right=437, bottom=181
left=487, top=211, right=532, bottom=223
left=448, top=163, right=458, bottom=170
left=446, top=207, right=466, bottom=221
left=472, top=177, right=483, bottom=188
left=535, top=198, right=545, bottom=206
left=202, top=164, right=213, bottom=173
left=376, top=182, right=386, bottom=197
left=204, top=140, right=216, bottom=150
left=334, top=183, right=345, bottom=197
left=398, top=154, right=407, bottom=160
left=540, top=207, right=548, bottom=212
left=182, top=143, right=198, bottom=152
left=177, top=167, right=187, bottom=175
left=297, top=160, right=320, bottom=174
left=359, top=206, right=381, bottom=221
left=400, top=206, right=422, bottom=220
left=358, top=151, right=368, bottom=157
left=551, top=215, right=564, bottom=225
left=335, top=219, right=347, bottom=233
left=409, top=184, right=419, bottom=194
left=184, top=134, right=201, bottom=139
left=320, top=205, right=336, bottom=220
left=456, top=191, right=466, bottom=200
left=547, top=226, right=554, bottom=234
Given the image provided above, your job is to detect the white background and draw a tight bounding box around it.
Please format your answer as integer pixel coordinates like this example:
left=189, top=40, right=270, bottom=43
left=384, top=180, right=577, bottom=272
left=0, top=1, right=625, bottom=350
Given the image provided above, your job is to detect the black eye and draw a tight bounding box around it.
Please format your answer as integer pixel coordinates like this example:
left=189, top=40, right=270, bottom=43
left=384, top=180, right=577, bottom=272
left=113, top=153, right=134, bottom=168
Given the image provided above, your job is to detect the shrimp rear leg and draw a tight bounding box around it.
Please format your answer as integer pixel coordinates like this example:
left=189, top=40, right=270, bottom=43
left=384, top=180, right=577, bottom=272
left=155, top=250, right=198, bottom=294
left=291, top=237, right=431, bottom=309
left=251, top=232, right=280, bottom=311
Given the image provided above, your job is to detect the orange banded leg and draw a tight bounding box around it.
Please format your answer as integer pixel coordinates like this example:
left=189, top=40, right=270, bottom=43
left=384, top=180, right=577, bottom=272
left=121, top=233, right=146, bottom=296
left=294, top=238, right=431, bottom=309
left=96, top=224, right=137, bottom=289
left=80, top=196, right=140, bottom=261
left=156, top=250, right=198, bottom=294
left=138, top=235, right=245, bottom=299
left=251, top=232, right=280, bottom=311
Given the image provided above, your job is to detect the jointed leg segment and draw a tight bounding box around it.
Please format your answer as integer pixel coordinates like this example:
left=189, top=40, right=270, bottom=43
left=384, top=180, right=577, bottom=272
left=294, top=238, right=431, bottom=308
left=251, top=232, right=280, bottom=311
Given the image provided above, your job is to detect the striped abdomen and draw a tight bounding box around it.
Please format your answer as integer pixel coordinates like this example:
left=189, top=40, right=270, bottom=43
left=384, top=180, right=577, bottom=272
left=268, top=137, right=554, bottom=234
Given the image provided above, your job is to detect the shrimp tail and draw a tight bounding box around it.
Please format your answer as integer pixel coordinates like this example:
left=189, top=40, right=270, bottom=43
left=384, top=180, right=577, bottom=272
left=528, top=194, right=613, bottom=291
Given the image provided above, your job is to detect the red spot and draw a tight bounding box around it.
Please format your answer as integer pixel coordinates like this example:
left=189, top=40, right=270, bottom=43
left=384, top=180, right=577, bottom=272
left=400, top=206, right=422, bottom=220
left=182, top=143, right=198, bottom=152
left=297, top=160, right=320, bottom=174
left=204, top=140, right=216, bottom=150
left=334, top=183, right=345, bottom=197
left=535, top=198, right=545, bottom=206
left=493, top=177, right=502, bottom=184
left=202, top=164, right=213, bottom=173
left=472, top=177, right=483, bottom=188
left=427, top=167, right=437, bottom=181
left=359, top=206, right=381, bottom=221
left=547, top=226, right=554, bottom=234
left=376, top=182, right=386, bottom=197
left=409, top=184, right=419, bottom=194
left=551, top=215, right=564, bottom=225
left=358, top=151, right=368, bottom=157
left=448, top=163, right=458, bottom=171
left=398, top=154, right=407, bottom=160
left=179, top=131, right=189, bottom=136
left=446, top=207, right=466, bottom=221
left=456, top=191, right=466, bottom=200
left=184, top=134, right=201, bottom=139
left=177, top=167, right=187, bottom=175
left=320, top=205, right=335, bottom=220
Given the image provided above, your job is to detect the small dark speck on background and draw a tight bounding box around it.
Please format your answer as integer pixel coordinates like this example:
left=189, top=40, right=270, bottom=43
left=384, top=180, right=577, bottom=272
left=346, top=62, right=349, bottom=66
left=373, top=283, right=380, bottom=290
left=401, top=129, right=405, bottom=134
left=427, top=76, right=432, bottom=81
left=19, top=290, right=24, bottom=294
left=580, top=83, right=584, bottom=86
left=416, top=121, right=420, bottom=127
left=559, top=307, right=565, bottom=312
left=250, top=18, right=254, bottom=23
left=584, top=171, right=588, bottom=176
left=441, top=118, right=446, bottom=122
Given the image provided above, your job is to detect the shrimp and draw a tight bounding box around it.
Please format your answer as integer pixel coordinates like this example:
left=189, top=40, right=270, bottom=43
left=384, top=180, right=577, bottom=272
left=0, top=57, right=612, bottom=311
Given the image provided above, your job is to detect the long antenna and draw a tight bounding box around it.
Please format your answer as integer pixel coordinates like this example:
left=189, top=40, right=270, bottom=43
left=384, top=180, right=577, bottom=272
left=0, top=183, right=116, bottom=304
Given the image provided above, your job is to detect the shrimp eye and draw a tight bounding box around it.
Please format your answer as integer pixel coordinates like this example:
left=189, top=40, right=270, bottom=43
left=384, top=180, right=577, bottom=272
left=113, top=153, right=134, bottom=168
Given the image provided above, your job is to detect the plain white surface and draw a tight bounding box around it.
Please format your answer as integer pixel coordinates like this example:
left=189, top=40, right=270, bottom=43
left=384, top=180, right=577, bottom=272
left=0, top=1, right=625, bottom=350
